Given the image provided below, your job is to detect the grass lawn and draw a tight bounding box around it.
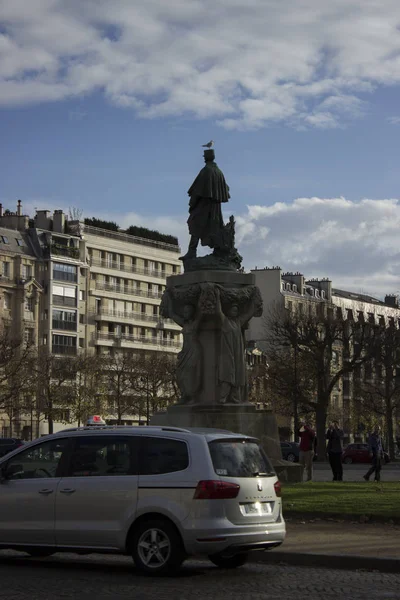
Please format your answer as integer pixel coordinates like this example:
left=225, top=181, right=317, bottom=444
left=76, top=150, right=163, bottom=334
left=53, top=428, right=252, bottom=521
left=282, top=482, right=400, bottom=520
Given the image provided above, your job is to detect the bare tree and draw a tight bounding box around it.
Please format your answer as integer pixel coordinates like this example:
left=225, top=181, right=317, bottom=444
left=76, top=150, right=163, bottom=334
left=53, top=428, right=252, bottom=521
left=263, top=343, right=316, bottom=434
left=264, top=303, right=377, bottom=459
left=69, top=354, right=107, bottom=426
left=33, top=352, right=80, bottom=434
left=354, top=322, right=400, bottom=459
left=0, top=329, right=36, bottom=435
left=131, top=352, right=178, bottom=422
left=103, top=352, right=140, bottom=424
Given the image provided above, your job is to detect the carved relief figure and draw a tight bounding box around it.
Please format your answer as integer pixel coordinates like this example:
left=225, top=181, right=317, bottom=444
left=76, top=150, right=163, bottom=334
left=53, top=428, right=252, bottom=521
left=166, top=293, right=202, bottom=404
left=215, top=287, right=257, bottom=404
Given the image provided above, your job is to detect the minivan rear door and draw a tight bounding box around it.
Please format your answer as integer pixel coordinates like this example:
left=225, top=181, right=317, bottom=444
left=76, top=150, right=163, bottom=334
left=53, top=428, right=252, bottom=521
left=208, top=438, right=279, bottom=525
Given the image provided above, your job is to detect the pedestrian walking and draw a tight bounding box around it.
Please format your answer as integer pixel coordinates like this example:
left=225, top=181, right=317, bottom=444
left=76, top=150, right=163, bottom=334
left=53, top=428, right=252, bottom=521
left=326, top=421, right=344, bottom=481
left=363, top=426, right=385, bottom=482
left=297, top=421, right=317, bottom=482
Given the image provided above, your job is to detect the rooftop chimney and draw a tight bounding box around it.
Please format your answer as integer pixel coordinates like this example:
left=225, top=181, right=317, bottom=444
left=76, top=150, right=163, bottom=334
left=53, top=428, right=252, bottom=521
left=17, top=200, right=22, bottom=216
left=0, top=204, right=3, bottom=218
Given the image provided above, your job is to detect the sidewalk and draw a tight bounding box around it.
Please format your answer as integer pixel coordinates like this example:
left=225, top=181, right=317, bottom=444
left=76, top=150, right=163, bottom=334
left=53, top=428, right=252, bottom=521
left=252, top=520, right=400, bottom=572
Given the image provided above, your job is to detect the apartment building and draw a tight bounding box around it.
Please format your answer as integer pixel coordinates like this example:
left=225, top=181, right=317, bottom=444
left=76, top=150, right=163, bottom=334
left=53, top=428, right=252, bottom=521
left=81, top=222, right=182, bottom=355
left=0, top=203, right=182, bottom=437
left=248, top=266, right=400, bottom=441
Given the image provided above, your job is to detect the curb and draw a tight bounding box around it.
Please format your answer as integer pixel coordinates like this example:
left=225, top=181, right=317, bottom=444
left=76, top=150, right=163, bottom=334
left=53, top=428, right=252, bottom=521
left=250, top=551, right=400, bottom=573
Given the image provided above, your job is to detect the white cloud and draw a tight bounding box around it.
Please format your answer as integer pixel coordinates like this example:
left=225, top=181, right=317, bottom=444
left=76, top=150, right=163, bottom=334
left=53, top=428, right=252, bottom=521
left=388, top=116, right=400, bottom=125
left=1, top=0, right=400, bottom=128
left=237, top=196, right=400, bottom=297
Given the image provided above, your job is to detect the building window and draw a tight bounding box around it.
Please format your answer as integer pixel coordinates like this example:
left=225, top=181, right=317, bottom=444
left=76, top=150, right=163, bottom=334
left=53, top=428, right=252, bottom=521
left=79, top=290, right=85, bottom=301
left=79, top=337, right=84, bottom=348
left=2, top=262, right=10, bottom=277
left=292, top=284, right=297, bottom=293
left=16, top=239, right=23, bottom=247
left=53, top=263, right=77, bottom=282
left=321, top=291, right=325, bottom=299
left=52, top=334, right=77, bottom=355
left=24, top=329, right=34, bottom=345
left=25, top=297, right=34, bottom=312
left=22, top=264, right=32, bottom=279
left=2, top=236, right=9, bottom=244
left=52, top=284, right=77, bottom=307
left=52, top=309, right=77, bottom=331
left=4, top=293, right=11, bottom=310
left=79, top=314, right=84, bottom=324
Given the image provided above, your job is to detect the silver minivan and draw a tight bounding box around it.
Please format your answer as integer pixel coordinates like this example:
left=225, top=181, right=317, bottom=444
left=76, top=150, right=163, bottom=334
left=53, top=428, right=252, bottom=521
left=0, top=426, right=285, bottom=575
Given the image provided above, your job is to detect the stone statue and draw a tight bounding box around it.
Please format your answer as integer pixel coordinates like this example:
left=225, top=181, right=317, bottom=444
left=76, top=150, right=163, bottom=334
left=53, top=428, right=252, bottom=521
left=181, top=149, right=230, bottom=261
left=164, top=291, right=202, bottom=405
left=215, top=286, right=259, bottom=404
left=161, top=281, right=262, bottom=405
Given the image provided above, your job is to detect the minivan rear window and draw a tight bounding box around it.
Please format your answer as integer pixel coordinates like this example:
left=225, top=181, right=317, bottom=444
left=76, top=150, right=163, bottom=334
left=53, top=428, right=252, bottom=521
left=208, top=439, right=275, bottom=478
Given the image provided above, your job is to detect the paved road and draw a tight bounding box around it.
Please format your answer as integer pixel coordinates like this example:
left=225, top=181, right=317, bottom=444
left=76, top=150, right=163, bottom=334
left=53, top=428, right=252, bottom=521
left=310, top=462, right=400, bottom=482
left=1, top=552, right=399, bottom=600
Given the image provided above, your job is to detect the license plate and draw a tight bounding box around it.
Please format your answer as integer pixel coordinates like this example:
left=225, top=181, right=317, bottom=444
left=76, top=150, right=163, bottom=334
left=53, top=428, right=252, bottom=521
left=240, top=502, right=272, bottom=516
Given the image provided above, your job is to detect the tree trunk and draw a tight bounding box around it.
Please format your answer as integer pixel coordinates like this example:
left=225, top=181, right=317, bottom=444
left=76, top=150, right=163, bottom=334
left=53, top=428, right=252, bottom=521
left=315, top=380, right=329, bottom=461
left=386, top=400, right=395, bottom=459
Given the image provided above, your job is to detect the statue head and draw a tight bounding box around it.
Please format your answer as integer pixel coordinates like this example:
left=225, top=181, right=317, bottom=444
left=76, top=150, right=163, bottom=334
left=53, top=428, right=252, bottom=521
left=183, top=304, right=195, bottom=320
left=203, top=149, right=215, bottom=163
left=228, top=304, right=239, bottom=318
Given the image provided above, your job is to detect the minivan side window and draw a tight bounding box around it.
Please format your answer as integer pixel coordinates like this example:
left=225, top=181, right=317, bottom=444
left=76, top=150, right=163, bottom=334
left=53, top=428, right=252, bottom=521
left=5, top=439, right=69, bottom=480
left=140, top=437, right=189, bottom=475
left=66, top=436, right=135, bottom=477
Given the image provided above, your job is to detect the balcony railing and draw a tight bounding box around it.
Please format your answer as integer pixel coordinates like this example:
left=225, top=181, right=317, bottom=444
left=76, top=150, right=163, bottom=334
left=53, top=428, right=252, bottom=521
left=83, top=224, right=181, bottom=253
left=95, top=332, right=181, bottom=348
left=94, top=308, right=175, bottom=325
left=94, top=281, right=164, bottom=299
left=52, top=319, right=77, bottom=331
left=52, top=345, right=77, bottom=355
left=89, top=257, right=175, bottom=279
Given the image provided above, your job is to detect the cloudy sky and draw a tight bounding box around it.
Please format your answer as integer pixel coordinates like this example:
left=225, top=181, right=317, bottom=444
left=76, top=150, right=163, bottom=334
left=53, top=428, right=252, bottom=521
left=1, top=0, right=400, bottom=297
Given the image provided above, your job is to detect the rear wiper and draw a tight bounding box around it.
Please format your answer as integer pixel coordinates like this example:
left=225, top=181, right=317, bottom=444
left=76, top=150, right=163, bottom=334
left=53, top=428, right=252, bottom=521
left=253, top=471, right=268, bottom=476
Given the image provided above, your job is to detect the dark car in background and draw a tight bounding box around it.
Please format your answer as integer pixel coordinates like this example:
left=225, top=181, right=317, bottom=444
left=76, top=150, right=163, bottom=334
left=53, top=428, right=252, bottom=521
left=0, top=438, right=24, bottom=458
left=280, top=441, right=299, bottom=462
left=342, top=443, right=390, bottom=464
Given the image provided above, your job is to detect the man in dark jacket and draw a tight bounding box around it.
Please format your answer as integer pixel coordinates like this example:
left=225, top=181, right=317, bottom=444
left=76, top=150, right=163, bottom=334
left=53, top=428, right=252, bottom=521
left=326, top=421, right=344, bottom=481
left=298, top=421, right=317, bottom=482
left=363, top=426, right=385, bottom=482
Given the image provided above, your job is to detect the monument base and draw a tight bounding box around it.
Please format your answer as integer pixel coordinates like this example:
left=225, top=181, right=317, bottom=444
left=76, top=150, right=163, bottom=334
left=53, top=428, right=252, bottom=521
left=150, top=404, right=303, bottom=482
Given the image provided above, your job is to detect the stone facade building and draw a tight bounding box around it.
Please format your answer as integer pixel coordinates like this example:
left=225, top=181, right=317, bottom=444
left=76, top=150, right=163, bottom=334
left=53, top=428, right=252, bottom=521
left=0, top=203, right=182, bottom=437
left=247, top=266, right=400, bottom=441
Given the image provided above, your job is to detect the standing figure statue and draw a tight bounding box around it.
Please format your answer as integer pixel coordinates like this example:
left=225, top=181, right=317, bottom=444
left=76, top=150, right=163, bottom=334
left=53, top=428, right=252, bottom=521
left=166, top=292, right=202, bottom=404
left=215, top=287, right=256, bottom=404
left=181, top=149, right=230, bottom=260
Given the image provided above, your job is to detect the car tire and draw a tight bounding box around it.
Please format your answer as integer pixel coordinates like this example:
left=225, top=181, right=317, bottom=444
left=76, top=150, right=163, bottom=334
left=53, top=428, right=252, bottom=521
left=286, top=453, right=296, bottom=462
left=26, top=548, right=54, bottom=558
left=209, top=552, right=249, bottom=569
left=343, top=457, right=352, bottom=464
left=131, top=519, right=186, bottom=576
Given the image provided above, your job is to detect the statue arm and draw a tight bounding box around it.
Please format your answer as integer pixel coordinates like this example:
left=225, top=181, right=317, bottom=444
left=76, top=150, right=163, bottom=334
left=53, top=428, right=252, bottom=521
left=239, top=298, right=256, bottom=327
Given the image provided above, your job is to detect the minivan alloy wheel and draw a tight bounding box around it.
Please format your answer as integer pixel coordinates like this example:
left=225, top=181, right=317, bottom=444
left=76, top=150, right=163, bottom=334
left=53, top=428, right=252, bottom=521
left=137, top=528, right=171, bottom=568
left=132, top=519, right=186, bottom=575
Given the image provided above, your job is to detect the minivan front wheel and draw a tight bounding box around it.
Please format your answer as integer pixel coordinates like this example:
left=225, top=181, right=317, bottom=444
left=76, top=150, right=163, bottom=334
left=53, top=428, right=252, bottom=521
left=132, top=519, right=185, bottom=575
left=209, top=552, right=249, bottom=569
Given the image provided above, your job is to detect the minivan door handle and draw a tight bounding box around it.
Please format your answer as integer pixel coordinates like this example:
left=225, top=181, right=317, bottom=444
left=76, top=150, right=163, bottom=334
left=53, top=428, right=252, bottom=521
left=38, top=488, right=54, bottom=495
left=60, top=488, right=76, bottom=495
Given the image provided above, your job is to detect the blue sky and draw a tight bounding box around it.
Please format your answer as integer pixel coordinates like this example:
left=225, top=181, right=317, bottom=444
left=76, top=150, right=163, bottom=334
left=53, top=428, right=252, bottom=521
left=1, top=0, right=400, bottom=296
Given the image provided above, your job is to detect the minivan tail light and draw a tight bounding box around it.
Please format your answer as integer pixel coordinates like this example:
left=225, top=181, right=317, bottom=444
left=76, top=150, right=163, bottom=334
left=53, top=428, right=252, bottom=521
left=194, top=480, right=240, bottom=500
left=274, top=481, right=282, bottom=497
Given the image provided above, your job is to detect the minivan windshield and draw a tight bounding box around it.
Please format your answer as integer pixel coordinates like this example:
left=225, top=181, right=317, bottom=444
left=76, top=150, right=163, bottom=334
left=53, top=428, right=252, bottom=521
left=208, top=438, right=275, bottom=478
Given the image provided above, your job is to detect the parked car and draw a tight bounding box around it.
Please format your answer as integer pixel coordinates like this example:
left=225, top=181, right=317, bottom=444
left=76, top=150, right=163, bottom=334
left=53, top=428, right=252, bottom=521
left=0, top=426, right=285, bottom=575
left=280, top=441, right=299, bottom=462
left=0, top=438, right=24, bottom=458
left=342, top=443, right=390, bottom=464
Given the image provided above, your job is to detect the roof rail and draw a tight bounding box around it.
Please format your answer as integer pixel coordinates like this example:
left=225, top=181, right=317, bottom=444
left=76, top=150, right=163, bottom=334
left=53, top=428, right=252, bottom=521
left=59, top=425, right=191, bottom=433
